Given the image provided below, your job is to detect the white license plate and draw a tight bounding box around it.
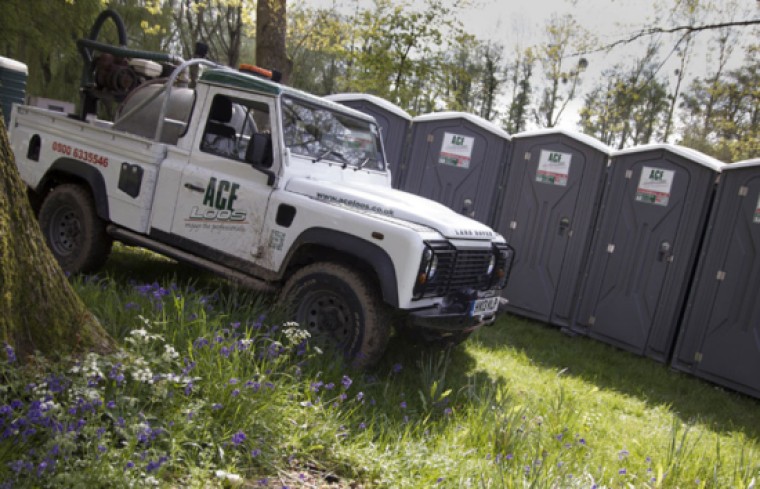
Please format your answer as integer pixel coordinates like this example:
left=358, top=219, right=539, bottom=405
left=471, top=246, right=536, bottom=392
left=470, top=297, right=500, bottom=317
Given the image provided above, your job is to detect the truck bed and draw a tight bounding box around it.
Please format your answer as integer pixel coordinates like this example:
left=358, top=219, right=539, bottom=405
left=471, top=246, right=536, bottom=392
left=10, top=105, right=170, bottom=233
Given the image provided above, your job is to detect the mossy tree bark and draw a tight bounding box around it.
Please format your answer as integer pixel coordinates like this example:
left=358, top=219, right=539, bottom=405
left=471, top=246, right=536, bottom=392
left=0, top=116, right=113, bottom=361
left=256, top=0, right=292, bottom=83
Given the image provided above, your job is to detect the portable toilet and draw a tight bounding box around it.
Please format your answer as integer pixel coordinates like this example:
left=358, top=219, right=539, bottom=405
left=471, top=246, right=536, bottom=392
left=492, top=129, right=611, bottom=327
left=401, top=111, right=511, bottom=225
left=672, top=158, right=760, bottom=399
left=0, top=56, right=28, bottom=126
left=571, top=144, right=723, bottom=363
left=325, top=93, right=412, bottom=189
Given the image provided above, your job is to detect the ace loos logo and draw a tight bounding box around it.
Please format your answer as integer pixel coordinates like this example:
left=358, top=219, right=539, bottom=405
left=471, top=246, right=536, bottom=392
left=189, top=177, right=247, bottom=222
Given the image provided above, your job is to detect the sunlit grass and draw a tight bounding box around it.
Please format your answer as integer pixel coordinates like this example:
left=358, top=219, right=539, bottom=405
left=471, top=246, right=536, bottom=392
left=0, top=243, right=758, bottom=488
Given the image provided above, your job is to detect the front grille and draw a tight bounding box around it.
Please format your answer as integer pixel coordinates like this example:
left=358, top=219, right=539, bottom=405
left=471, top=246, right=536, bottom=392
left=419, top=241, right=494, bottom=298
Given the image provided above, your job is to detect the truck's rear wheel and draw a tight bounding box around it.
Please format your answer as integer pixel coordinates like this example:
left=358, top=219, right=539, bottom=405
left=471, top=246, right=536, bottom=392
left=38, top=184, right=112, bottom=274
left=279, top=262, right=390, bottom=367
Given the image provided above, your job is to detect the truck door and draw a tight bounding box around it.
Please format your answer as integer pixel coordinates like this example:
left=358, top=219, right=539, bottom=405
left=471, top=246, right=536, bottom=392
left=170, top=91, right=277, bottom=269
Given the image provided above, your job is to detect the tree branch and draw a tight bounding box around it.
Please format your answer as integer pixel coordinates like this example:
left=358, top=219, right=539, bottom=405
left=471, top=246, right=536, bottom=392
left=574, top=19, right=760, bottom=56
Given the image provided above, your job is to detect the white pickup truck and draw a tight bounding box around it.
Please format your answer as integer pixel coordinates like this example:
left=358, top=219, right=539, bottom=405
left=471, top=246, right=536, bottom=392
left=7, top=15, right=513, bottom=365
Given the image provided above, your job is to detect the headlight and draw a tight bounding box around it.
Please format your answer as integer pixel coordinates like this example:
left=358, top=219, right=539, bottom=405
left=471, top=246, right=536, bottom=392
left=414, top=245, right=439, bottom=298
left=486, top=253, right=496, bottom=276
left=427, top=253, right=438, bottom=280
left=491, top=245, right=515, bottom=289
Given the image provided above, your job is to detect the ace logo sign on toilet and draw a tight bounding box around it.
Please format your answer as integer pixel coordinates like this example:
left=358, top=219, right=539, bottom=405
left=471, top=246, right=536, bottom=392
left=536, top=150, right=571, bottom=186
left=439, top=132, right=474, bottom=169
left=636, top=167, right=675, bottom=206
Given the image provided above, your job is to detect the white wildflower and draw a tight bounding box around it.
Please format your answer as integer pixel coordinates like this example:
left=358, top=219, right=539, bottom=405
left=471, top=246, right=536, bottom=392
left=215, top=470, right=243, bottom=486
left=132, top=366, right=154, bottom=384
left=284, top=324, right=311, bottom=345
left=162, top=344, right=179, bottom=362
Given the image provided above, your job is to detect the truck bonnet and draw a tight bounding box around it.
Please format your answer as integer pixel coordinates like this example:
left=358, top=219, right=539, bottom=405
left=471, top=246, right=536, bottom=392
left=285, top=177, right=498, bottom=240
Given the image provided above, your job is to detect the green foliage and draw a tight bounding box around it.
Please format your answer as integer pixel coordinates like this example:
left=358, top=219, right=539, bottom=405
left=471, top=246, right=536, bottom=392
left=579, top=43, right=670, bottom=149
left=0, top=0, right=103, bottom=102
left=679, top=43, right=759, bottom=162
left=503, top=47, right=535, bottom=134
left=287, top=0, right=502, bottom=117
left=533, top=14, right=593, bottom=128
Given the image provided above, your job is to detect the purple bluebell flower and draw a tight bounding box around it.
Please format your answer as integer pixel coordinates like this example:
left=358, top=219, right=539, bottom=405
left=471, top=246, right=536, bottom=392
left=392, top=363, right=403, bottom=374
left=182, top=359, right=196, bottom=375
left=341, top=375, right=352, bottom=390
left=4, top=344, right=17, bottom=363
left=231, top=431, right=246, bottom=445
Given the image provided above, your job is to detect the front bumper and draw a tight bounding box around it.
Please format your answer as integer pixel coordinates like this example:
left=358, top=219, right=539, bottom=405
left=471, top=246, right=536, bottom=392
left=407, top=289, right=504, bottom=333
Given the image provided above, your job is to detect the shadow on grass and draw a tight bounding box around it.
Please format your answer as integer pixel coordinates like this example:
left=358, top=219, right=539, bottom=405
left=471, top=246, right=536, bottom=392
left=103, top=243, right=221, bottom=287
left=102, top=243, right=279, bottom=303
left=474, top=313, right=760, bottom=440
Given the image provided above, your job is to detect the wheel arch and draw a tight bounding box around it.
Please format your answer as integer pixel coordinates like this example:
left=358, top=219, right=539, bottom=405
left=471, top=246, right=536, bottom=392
left=282, top=228, right=399, bottom=308
left=34, top=158, right=109, bottom=221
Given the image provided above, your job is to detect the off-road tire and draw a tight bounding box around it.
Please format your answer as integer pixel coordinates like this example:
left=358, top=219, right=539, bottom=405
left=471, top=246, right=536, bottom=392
left=38, top=184, right=112, bottom=274
left=279, top=262, right=391, bottom=367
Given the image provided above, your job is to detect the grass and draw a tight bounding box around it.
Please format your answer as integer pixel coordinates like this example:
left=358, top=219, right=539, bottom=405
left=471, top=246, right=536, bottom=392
left=0, top=242, right=758, bottom=488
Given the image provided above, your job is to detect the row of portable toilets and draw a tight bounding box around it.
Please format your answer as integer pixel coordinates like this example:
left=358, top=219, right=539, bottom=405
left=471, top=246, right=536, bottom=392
left=326, top=93, right=760, bottom=401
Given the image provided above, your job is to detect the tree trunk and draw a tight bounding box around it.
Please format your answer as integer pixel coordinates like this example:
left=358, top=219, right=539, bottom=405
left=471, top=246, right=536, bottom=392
left=256, top=0, right=292, bottom=83
left=0, top=116, right=113, bottom=361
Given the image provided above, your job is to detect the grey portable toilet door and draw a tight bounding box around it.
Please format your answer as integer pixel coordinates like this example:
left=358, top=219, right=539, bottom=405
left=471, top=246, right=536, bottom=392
left=500, top=141, right=588, bottom=324
left=688, top=171, right=760, bottom=392
left=405, top=117, right=507, bottom=222
left=576, top=154, right=692, bottom=355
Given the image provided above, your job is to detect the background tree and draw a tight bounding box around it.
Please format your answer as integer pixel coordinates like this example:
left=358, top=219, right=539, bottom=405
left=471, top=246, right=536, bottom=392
left=166, top=0, right=252, bottom=67
left=679, top=43, right=759, bottom=161
left=0, top=117, right=113, bottom=360
left=287, top=5, right=348, bottom=95
left=533, top=14, right=591, bottom=128
left=503, top=46, right=534, bottom=134
left=256, top=0, right=292, bottom=80
left=579, top=43, right=670, bottom=149
left=0, top=0, right=103, bottom=103
left=439, top=39, right=505, bottom=121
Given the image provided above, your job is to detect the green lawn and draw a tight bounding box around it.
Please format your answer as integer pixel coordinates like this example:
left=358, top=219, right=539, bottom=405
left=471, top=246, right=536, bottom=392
left=1, top=243, right=757, bottom=488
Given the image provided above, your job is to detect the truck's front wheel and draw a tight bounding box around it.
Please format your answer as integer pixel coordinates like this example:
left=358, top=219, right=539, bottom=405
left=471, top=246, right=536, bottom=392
left=38, top=184, right=112, bottom=274
left=279, top=262, right=390, bottom=367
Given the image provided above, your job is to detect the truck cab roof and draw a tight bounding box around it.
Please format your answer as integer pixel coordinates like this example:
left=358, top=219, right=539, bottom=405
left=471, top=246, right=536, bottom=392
left=199, top=68, right=377, bottom=125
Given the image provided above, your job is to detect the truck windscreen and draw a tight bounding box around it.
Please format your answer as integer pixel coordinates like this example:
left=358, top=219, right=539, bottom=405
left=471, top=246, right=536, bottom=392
left=282, top=96, right=385, bottom=171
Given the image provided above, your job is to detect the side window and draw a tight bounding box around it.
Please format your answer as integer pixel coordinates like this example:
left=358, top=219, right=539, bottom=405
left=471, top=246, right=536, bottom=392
left=201, top=95, right=272, bottom=164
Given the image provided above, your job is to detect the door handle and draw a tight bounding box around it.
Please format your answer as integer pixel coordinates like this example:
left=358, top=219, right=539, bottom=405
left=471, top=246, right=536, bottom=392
left=558, top=217, right=571, bottom=236
left=659, top=241, right=673, bottom=262
left=462, top=198, right=475, bottom=217
left=184, top=183, right=205, bottom=192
